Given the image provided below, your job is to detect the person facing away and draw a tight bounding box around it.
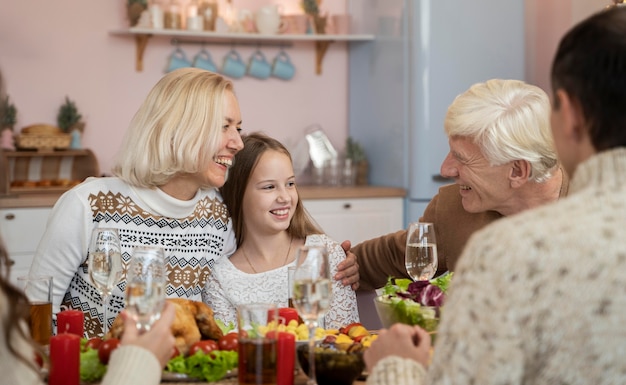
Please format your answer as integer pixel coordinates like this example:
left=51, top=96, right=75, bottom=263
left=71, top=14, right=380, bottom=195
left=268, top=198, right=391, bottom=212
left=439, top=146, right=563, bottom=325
left=364, top=6, right=626, bottom=385
left=28, top=68, right=244, bottom=338
left=204, top=132, right=360, bottom=329
left=351, top=79, right=568, bottom=291
left=0, top=69, right=176, bottom=385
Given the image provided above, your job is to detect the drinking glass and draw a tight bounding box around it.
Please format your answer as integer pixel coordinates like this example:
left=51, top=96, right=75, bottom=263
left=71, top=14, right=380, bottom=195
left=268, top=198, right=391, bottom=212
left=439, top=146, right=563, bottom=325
left=88, top=228, right=123, bottom=336
left=405, top=222, right=438, bottom=281
left=17, top=275, right=53, bottom=345
left=125, top=246, right=166, bottom=333
left=292, top=245, right=332, bottom=385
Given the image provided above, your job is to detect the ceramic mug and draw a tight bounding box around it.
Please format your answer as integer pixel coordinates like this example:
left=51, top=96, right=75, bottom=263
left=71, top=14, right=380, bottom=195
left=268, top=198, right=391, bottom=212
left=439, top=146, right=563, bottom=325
left=272, top=50, right=295, bottom=80
left=247, top=50, right=272, bottom=80
left=221, top=49, right=246, bottom=79
left=165, top=47, right=191, bottom=73
left=193, top=48, right=217, bottom=72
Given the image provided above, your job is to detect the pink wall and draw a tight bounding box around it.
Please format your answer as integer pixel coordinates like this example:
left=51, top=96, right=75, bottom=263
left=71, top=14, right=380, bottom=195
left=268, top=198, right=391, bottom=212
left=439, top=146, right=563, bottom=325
left=0, top=0, right=350, bottom=174
left=1, top=0, right=604, bottom=174
left=525, top=0, right=603, bottom=94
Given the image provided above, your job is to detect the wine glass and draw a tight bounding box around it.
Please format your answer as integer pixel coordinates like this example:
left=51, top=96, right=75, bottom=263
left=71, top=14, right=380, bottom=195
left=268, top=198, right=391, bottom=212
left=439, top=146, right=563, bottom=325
left=405, top=222, right=438, bottom=281
left=124, top=246, right=166, bottom=333
left=88, top=228, right=123, bottom=336
left=291, top=245, right=332, bottom=385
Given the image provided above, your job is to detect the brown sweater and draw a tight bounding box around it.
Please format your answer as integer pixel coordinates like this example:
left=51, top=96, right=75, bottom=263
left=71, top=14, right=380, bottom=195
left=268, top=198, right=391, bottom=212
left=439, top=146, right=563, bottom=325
left=353, top=172, right=569, bottom=291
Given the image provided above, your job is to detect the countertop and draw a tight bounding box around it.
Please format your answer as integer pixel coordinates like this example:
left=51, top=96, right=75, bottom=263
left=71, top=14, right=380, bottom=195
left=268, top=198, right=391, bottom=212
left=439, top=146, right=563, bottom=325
left=0, top=185, right=406, bottom=209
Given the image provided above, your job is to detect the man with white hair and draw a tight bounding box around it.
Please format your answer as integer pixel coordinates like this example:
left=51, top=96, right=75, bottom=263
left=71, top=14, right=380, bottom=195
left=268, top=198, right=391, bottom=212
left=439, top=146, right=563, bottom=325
left=352, top=78, right=568, bottom=291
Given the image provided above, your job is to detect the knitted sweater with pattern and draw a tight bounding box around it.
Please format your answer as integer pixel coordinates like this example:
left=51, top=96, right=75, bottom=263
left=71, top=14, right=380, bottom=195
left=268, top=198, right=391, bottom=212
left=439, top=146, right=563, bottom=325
left=28, top=177, right=236, bottom=338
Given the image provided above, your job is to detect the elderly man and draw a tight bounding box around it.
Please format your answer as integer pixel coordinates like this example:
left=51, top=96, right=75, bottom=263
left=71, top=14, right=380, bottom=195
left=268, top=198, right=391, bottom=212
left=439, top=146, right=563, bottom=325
left=364, top=6, right=626, bottom=385
left=352, top=78, right=568, bottom=291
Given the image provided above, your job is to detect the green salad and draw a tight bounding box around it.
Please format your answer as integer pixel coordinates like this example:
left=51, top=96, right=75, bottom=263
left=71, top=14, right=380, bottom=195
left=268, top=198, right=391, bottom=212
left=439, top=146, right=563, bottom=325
left=377, top=272, right=453, bottom=332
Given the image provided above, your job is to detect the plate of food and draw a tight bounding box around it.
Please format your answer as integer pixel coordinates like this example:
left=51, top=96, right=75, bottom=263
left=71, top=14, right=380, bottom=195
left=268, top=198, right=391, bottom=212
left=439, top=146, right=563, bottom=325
left=161, top=368, right=237, bottom=383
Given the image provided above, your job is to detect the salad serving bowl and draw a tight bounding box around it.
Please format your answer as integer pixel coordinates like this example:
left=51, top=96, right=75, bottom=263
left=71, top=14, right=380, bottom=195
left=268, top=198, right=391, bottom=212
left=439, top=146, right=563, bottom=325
left=373, top=295, right=439, bottom=331
left=374, top=273, right=453, bottom=334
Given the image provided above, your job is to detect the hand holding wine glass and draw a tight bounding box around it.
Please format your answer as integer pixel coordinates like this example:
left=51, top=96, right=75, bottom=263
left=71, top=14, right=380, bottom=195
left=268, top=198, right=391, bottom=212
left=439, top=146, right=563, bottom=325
left=88, top=228, right=123, bottom=336
left=125, top=246, right=166, bottom=333
left=292, top=245, right=332, bottom=385
left=405, top=222, right=438, bottom=281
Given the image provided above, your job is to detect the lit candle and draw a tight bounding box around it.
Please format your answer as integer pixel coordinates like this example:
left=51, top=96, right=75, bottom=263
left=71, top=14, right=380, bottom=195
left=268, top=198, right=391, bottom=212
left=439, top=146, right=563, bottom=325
left=49, top=333, right=80, bottom=385
left=57, top=310, right=84, bottom=336
left=276, top=332, right=295, bottom=385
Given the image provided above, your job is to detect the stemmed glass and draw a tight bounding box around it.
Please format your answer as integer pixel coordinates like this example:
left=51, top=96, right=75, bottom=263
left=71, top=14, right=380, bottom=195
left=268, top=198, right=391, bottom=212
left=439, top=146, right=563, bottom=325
left=88, top=228, right=123, bottom=336
left=291, top=245, right=332, bottom=385
left=405, top=222, right=438, bottom=281
left=124, top=246, right=166, bottom=333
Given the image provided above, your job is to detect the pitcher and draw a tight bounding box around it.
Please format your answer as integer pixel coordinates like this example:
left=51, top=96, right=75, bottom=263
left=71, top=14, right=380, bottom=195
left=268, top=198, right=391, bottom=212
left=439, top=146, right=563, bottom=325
left=255, top=4, right=284, bottom=35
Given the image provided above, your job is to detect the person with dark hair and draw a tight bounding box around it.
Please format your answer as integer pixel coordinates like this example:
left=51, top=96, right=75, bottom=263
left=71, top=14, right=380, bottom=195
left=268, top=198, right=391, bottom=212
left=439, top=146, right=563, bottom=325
left=204, top=132, right=360, bottom=329
left=363, top=6, right=626, bottom=385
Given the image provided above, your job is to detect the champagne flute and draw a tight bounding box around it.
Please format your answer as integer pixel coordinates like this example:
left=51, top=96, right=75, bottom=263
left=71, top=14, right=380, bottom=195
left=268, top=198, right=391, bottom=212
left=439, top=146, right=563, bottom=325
left=405, top=222, right=438, bottom=281
left=88, top=228, right=123, bottom=336
left=292, top=245, right=332, bottom=385
left=124, top=246, right=166, bottom=333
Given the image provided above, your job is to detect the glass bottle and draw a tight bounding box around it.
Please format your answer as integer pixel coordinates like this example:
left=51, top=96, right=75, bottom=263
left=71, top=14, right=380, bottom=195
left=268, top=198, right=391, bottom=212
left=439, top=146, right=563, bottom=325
left=198, top=0, right=218, bottom=31
left=164, top=0, right=182, bottom=29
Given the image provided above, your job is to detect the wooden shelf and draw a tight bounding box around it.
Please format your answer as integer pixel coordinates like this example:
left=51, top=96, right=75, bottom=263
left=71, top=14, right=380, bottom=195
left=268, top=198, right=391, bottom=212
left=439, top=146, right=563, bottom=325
left=1, top=149, right=99, bottom=196
left=109, top=28, right=375, bottom=74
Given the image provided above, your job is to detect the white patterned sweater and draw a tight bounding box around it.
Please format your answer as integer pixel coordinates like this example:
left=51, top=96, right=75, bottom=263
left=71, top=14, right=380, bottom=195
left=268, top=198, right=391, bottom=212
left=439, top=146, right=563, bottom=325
left=368, top=147, right=626, bottom=385
left=28, top=177, right=236, bottom=338
left=203, top=234, right=360, bottom=329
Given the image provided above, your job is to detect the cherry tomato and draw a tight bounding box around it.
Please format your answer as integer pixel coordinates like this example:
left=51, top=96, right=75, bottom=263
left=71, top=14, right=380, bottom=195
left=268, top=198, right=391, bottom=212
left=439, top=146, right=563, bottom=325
left=188, top=340, right=219, bottom=356
left=85, top=337, right=103, bottom=352
left=218, top=333, right=239, bottom=352
left=98, top=338, right=121, bottom=365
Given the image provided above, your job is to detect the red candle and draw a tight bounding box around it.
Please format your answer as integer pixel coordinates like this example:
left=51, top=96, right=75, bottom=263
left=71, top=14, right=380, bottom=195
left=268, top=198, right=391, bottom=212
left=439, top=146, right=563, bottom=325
left=57, top=310, right=84, bottom=336
left=276, top=331, right=295, bottom=385
left=49, top=333, right=80, bottom=385
left=269, top=307, right=300, bottom=325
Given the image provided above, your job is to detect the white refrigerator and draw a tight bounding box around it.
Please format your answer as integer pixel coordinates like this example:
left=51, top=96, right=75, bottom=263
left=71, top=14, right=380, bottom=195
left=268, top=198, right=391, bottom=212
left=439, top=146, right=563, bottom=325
left=348, top=0, right=525, bottom=226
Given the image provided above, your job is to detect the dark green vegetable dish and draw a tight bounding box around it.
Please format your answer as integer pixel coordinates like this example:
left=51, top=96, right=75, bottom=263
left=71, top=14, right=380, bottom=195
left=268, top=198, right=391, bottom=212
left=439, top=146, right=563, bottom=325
left=297, top=343, right=365, bottom=385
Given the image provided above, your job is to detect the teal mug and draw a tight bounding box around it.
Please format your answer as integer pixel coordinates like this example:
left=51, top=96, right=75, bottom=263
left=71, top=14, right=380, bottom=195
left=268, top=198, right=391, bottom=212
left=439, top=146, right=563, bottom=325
left=193, top=48, right=217, bottom=73
left=165, top=47, right=191, bottom=73
left=247, top=50, right=272, bottom=80
left=271, top=51, right=295, bottom=80
left=221, top=49, right=246, bottom=79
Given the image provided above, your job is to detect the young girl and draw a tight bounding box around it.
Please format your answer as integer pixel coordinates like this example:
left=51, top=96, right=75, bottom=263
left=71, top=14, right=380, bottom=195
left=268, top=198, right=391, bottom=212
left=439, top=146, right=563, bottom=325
left=204, top=132, right=360, bottom=329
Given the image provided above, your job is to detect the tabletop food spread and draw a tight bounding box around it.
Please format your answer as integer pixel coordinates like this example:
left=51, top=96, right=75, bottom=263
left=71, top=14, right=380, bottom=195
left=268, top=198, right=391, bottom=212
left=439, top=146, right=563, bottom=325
left=48, top=301, right=377, bottom=385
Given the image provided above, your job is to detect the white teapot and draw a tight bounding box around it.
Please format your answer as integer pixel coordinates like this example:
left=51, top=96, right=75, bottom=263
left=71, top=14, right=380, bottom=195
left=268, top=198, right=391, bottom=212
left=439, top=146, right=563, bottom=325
left=255, top=4, right=286, bottom=34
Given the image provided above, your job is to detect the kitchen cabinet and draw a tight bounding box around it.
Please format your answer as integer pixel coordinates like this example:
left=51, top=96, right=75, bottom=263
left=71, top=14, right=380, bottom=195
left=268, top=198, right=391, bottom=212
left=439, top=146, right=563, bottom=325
left=0, top=207, right=52, bottom=285
left=109, top=28, right=374, bottom=73
left=302, top=196, right=403, bottom=245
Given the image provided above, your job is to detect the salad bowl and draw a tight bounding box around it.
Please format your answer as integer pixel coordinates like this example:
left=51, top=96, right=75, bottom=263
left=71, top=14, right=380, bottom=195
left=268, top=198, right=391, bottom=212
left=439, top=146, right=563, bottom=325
left=374, top=273, right=453, bottom=333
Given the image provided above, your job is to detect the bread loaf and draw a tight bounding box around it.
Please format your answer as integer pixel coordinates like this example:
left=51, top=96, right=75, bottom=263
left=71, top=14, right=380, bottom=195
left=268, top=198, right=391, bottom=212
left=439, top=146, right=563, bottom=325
left=21, top=124, right=62, bottom=135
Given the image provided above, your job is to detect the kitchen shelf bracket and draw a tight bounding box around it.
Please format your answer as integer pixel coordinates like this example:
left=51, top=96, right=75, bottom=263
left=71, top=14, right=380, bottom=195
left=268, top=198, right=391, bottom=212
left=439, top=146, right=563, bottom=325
left=135, top=34, right=152, bottom=72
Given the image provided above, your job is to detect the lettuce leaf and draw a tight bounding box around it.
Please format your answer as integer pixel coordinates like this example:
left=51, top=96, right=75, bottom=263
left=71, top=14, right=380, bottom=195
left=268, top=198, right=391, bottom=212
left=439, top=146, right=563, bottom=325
left=80, top=348, right=107, bottom=383
left=165, top=350, right=238, bottom=383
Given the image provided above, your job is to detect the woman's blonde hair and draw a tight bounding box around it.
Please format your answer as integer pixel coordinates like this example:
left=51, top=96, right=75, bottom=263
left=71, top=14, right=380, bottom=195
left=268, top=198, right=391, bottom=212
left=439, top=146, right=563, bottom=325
left=444, top=79, right=558, bottom=183
left=113, top=68, right=235, bottom=188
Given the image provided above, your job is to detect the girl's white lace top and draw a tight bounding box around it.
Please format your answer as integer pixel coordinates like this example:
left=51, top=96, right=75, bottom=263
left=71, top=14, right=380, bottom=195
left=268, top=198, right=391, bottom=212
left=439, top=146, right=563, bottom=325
left=203, top=234, right=360, bottom=329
